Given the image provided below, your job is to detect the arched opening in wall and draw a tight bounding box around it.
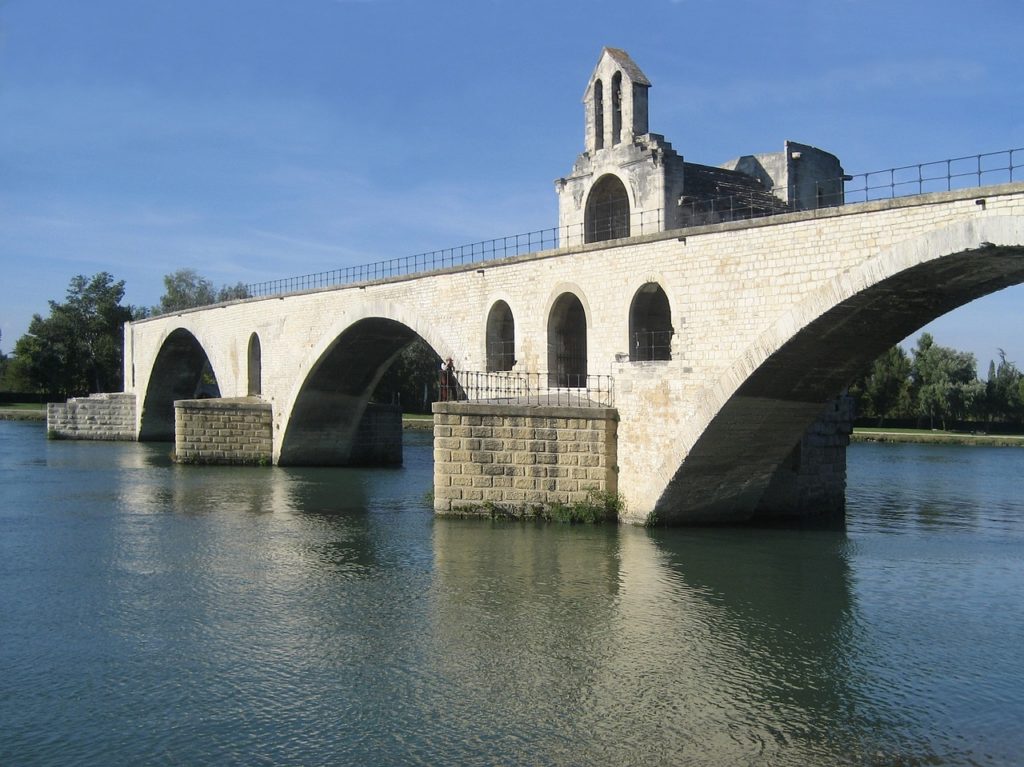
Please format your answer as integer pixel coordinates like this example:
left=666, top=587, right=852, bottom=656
left=611, top=71, right=622, bottom=146
left=594, top=79, right=604, bottom=151
left=547, top=293, right=587, bottom=388
left=139, top=328, right=220, bottom=441
left=247, top=333, right=262, bottom=396
left=629, top=283, right=673, bottom=361
left=485, top=301, right=516, bottom=372
left=585, top=174, right=630, bottom=243
left=279, top=318, right=448, bottom=466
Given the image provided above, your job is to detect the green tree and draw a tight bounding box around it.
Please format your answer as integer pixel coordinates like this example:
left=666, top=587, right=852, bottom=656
left=862, top=345, right=912, bottom=424
left=985, top=349, right=1024, bottom=425
left=217, top=282, right=250, bottom=302
left=10, top=272, right=134, bottom=396
left=156, top=269, right=250, bottom=314
left=911, top=332, right=977, bottom=430
left=372, top=338, right=441, bottom=413
left=0, top=331, right=11, bottom=391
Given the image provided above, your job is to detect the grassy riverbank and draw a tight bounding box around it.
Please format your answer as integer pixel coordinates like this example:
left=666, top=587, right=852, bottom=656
left=402, top=413, right=433, bottom=430
left=0, top=403, right=46, bottom=421
left=852, top=426, right=1024, bottom=447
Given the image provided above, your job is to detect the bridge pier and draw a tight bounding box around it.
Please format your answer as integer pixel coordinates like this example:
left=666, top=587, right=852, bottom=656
left=432, top=401, right=618, bottom=518
left=174, top=397, right=274, bottom=464
left=751, top=397, right=854, bottom=525
left=172, top=397, right=403, bottom=466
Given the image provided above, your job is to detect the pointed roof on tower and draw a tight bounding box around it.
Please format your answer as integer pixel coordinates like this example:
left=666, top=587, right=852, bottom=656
left=601, top=47, right=650, bottom=86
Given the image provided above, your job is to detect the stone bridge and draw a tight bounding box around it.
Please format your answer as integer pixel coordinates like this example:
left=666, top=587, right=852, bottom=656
left=48, top=49, right=1024, bottom=525
left=104, top=182, right=1024, bottom=524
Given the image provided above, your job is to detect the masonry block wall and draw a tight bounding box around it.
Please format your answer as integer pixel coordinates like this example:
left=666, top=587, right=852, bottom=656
left=174, top=397, right=272, bottom=465
left=754, top=396, right=855, bottom=522
left=47, top=393, right=137, bottom=440
left=432, top=402, right=617, bottom=517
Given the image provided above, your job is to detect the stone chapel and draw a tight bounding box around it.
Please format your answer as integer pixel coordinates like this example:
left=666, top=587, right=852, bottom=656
left=555, top=47, right=845, bottom=242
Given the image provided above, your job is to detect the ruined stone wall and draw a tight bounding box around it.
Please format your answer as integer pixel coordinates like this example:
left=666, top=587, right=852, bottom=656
left=47, top=393, right=136, bottom=441
left=433, top=402, right=617, bottom=517
left=174, top=397, right=272, bottom=465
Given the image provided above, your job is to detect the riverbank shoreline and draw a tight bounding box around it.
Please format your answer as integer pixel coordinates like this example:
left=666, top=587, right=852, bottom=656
left=851, top=428, right=1024, bottom=447
left=0, top=408, right=45, bottom=421
left=7, top=406, right=1022, bottom=445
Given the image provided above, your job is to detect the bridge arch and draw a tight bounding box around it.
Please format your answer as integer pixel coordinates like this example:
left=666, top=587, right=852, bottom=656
left=277, top=300, right=455, bottom=466
left=655, top=214, right=1024, bottom=523
left=585, top=173, right=631, bottom=243
left=139, top=328, right=221, bottom=441
left=629, top=282, right=673, bottom=361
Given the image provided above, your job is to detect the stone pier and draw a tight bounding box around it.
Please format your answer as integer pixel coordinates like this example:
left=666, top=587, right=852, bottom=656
left=432, top=401, right=618, bottom=518
left=47, top=392, right=137, bottom=440
left=174, top=397, right=273, bottom=465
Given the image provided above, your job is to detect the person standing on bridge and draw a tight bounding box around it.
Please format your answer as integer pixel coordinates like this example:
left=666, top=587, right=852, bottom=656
left=439, top=357, right=456, bottom=401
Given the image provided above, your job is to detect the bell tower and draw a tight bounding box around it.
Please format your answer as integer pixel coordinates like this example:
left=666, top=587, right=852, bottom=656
left=584, top=47, right=650, bottom=153
left=556, top=48, right=685, bottom=244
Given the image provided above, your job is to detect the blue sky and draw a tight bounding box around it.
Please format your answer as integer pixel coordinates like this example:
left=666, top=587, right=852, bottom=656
left=2, top=0, right=1022, bottom=371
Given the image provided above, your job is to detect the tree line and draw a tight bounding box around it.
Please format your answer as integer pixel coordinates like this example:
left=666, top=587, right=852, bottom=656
left=1, top=270, right=249, bottom=397
left=849, top=333, right=1024, bottom=431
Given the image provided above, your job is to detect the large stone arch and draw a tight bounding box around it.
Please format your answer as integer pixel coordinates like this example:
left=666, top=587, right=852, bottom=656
left=277, top=301, right=455, bottom=466
left=654, top=215, right=1024, bottom=523
left=138, top=328, right=221, bottom=441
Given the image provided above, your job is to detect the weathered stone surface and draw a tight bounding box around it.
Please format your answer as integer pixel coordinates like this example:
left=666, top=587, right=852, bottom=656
left=47, top=393, right=137, bottom=441
left=174, top=397, right=272, bottom=465
left=433, top=402, right=617, bottom=518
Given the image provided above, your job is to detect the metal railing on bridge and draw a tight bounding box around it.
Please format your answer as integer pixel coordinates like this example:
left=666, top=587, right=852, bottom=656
left=676, top=147, right=1023, bottom=223
left=243, top=210, right=665, bottom=299
left=445, top=371, right=615, bottom=408
left=152, top=146, right=1021, bottom=312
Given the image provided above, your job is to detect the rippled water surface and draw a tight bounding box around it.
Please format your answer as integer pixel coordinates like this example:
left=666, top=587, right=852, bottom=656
left=1, top=420, right=1022, bottom=766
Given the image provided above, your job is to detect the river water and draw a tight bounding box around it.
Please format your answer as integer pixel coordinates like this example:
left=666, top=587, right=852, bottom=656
left=1, top=419, right=1022, bottom=766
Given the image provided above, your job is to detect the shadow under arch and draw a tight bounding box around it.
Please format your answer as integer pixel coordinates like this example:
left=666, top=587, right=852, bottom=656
left=279, top=317, right=441, bottom=466
left=139, top=328, right=221, bottom=441
left=656, top=228, right=1024, bottom=524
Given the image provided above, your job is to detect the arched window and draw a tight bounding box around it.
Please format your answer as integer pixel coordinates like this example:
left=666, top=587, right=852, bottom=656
left=594, top=79, right=604, bottom=151
left=247, top=333, right=262, bottom=396
left=585, top=174, right=630, bottom=243
left=548, top=293, right=587, bottom=388
left=485, top=301, right=515, bottom=372
left=629, top=283, right=672, bottom=361
left=611, top=71, right=622, bottom=146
